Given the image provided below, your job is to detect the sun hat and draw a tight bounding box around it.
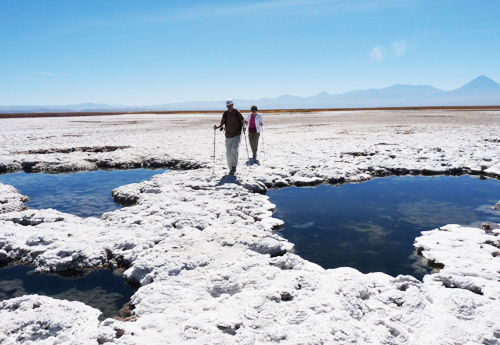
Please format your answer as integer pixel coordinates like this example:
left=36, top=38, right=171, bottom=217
left=226, top=98, right=234, bottom=105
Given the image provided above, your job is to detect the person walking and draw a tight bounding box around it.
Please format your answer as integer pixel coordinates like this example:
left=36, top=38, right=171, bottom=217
left=245, top=105, right=263, bottom=162
left=213, top=99, right=246, bottom=175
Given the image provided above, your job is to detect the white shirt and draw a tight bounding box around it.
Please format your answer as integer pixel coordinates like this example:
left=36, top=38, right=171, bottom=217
left=246, top=112, right=263, bottom=133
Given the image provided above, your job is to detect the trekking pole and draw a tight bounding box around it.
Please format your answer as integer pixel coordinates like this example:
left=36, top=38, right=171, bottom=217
left=213, top=129, right=216, bottom=175
left=243, top=131, right=251, bottom=171
left=261, top=128, right=265, bottom=162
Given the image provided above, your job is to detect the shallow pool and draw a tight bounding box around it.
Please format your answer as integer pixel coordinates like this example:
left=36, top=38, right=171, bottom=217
left=267, top=175, right=500, bottom=280
left=0, top=264, right=135, bottom=320
left=0, top=169, right=168, bottom=217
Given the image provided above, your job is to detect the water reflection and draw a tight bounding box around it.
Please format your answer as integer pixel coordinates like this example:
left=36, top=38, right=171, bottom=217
left=267, top=176, right=500, bottom=280
left=0, top=265, right=135, bottom=320
left=0, top=169, right=167, bottom=218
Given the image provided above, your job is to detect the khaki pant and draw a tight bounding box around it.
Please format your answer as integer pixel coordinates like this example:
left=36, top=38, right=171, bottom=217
left=225, top=135, right=241, bottom=168
left=248, top=132, right=260, bottom=159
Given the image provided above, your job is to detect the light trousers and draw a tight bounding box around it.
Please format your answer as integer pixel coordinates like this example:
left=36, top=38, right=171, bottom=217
left=225, top=135, right=241, bottom=168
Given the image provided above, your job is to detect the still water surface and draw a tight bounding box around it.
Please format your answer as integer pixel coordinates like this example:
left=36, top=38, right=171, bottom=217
left=267, top=175, right=500, bottom=280
left=0, top=169, right=167, bottom=318
left=0, top=169, right=167, bottom=217
left=0, top=265, right=135, bottom=320
left=1, top=172, right=499, bottom=309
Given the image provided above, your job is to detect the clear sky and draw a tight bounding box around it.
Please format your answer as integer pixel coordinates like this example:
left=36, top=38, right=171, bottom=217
left=1, top=0, right=499, bottom=106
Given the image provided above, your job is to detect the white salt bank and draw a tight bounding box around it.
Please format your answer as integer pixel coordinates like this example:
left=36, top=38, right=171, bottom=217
left=1, top=110, right=500, bottom=344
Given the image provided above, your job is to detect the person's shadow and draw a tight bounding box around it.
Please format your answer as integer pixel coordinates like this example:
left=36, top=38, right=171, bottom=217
left=216, top=174, right=240, bottom=186
left=245, top=159, right=260, bottom=166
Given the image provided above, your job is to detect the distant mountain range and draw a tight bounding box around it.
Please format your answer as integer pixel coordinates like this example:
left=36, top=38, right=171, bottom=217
left=1, top=76, right=499, bottom=113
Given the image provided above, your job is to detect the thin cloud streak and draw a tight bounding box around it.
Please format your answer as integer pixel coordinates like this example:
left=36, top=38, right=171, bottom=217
left=53, top=0, right=419, bottom=34
left=144, top=0, right=418, bottom=22
left=15, top=72, right=72, bottom=80
left=172, top=0, right=417, bottom=19
left=35, top=72, right=73, bottom=77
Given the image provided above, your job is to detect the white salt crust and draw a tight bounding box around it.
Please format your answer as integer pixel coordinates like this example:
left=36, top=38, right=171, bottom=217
left=0, top=110, right=500, bottom=344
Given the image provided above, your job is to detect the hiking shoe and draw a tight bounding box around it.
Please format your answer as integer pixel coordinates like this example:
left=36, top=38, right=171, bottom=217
left=229, top=167, right=236, bottom=175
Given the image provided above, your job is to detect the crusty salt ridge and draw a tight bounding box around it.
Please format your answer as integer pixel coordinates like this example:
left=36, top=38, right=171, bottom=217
left=0, top=182, right=29, bottom=214
left=0, top=295, right=101, bottom=344
left=415, top=225, right=500, bottom=298
left=0, top=110, right=500, bottom=344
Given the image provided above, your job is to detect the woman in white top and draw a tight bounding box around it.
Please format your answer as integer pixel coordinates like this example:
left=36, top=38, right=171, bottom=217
left=245, top=105, right=263, bottom=161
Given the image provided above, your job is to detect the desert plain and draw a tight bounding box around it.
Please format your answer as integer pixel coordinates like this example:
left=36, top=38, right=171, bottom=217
left=1, top=108, right=500, bottom=344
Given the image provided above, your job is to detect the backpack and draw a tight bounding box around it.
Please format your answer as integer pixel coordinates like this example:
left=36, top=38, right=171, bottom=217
left=221, top=110, right=243, bottom=132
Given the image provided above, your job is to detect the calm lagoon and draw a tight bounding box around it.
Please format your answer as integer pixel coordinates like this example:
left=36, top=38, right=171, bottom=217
left=0, top=264, right=135, bottom=320
left=0, top=169, right=166, bottom=318
left=0, top=169, right=168, bottom=217
left=267, top=175, right=500, bottom=280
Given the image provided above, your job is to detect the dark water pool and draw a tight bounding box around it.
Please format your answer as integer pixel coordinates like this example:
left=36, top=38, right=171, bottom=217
left=0, top=169, right=167, bottom=218
left=0, top=265, right=135, bottom=320
left=267, top=175, right=500, bottom=280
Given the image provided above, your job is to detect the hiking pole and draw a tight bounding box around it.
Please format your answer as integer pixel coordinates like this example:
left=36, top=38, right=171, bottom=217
left=261, top=128, right=265, bottom=162
left=243, top=131, right=251, bottom=171
left=213, top=128, right=216, bottom=175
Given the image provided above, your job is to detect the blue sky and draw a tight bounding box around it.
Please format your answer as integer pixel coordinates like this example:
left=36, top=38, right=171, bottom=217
left=1, top=0, right=499, bottom=105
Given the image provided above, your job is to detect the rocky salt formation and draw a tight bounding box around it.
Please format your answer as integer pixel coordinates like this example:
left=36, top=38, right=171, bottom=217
left=0, top=295, right=102, bottom=344
left=0, top=182, right=29, bottom=214
left=1, top=145, right=202, bottom=174
left=0, top=111, right=500, bottom=344
left=0, top=171, right=290, bottom=273
left=415, top=224, right=500, bottom=298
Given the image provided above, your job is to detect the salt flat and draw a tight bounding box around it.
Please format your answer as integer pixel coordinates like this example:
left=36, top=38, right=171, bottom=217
left=1, top=110, right=500, bottom=344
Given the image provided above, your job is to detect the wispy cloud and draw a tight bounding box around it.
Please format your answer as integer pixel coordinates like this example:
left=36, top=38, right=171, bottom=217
left=183, top=0, right=411, bottom=18
left=35, top=72, right=55, bottom=76
left=371, top=36, right=417, bottom=62
left=15, top=72, right=71, bottom=80
left=180, top=0, right=418, bottom=18
left=54, top=0, right=418, bottom=33
left=35, top=71, right=72, bottom=77
left=391, top=41, right=407, bottom=56
left=168, top=0, right=416, bottom=21
left=370, top=47, right=385, bottom=61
